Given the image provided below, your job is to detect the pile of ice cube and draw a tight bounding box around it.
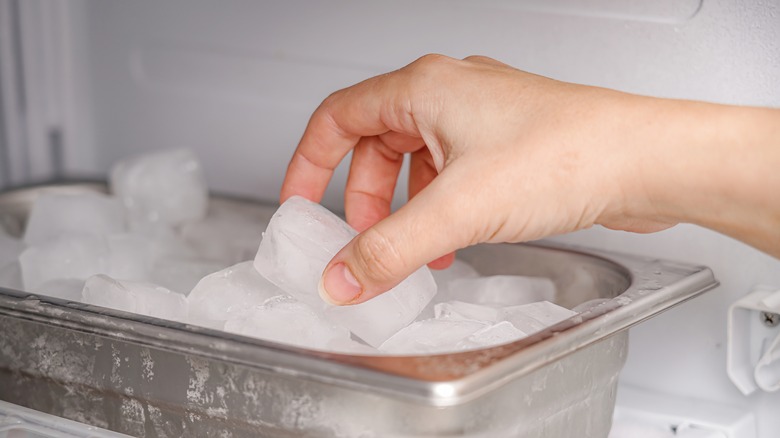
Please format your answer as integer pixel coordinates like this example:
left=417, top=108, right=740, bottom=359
left=0, top=148, right=577, bottom=355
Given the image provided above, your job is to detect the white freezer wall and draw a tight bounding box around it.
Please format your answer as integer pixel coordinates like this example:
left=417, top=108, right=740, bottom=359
left=8, top=0, right=780, bottom=436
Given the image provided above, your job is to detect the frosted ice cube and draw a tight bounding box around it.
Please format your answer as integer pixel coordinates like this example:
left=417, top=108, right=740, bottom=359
left=32, top=278, right=84, bottom=301
left=0, top=261, right=23, bottom=291
left=254, top=196, right=437, bottom=347
left=180, top=215, right=264, bottom=265
left=456, top=321, right=527, bottom=350
left=82, top=274, right=187, bottom=321
left=19, top=235, right=110, bottom=290
left=107, top=234, right=157, bottom=281
left=23, top=193, right=125, bottom=246
left=378, top=318, right=489, bottom=355
left=434, top=300, right=501, bottom=323
left=0, top=231, right=24, bottom=267
left=499, top=301, right=577, bottom=334
left=150, top=255, right=224, bottom=295
left=110, top=148, right=208, bottom=226
left=224, top=295, right=350, bottom=350
left=188, top=261, right=283, bottom=329
left=447, top=275, right=556, bottom=306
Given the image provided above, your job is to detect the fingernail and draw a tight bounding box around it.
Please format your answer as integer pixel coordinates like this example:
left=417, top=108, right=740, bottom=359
left=319, top=263, right=362, bottom=305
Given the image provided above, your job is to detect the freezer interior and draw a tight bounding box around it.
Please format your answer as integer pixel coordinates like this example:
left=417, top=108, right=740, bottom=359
left=0, top=0, right=779, bottom=437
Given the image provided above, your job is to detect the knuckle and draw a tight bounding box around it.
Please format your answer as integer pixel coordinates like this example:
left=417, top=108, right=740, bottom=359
left=351, top=228, right=403, bottom=286
left=409, top=53, right=452, bottom=74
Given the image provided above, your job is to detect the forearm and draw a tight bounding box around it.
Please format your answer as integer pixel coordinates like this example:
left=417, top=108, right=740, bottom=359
left=627, top=97, right=780, bottom=257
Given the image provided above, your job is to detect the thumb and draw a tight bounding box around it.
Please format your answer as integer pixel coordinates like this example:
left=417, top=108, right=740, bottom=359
left=319, top=174, right=469, bottom=305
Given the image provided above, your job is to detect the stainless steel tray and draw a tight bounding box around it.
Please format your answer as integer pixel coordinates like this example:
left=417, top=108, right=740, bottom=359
left=0, top=182, right=718, bottom=437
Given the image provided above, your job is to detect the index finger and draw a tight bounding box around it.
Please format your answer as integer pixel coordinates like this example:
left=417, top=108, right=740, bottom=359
left=280, top=69, right=418, bottom=203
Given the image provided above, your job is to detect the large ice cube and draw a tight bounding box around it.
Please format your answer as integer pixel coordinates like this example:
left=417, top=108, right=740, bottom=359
left=447, top=275, right=556, bottom=306
left=81, top=274, right=187, bottom=321
left=378, top=318, right=489, bottom=355
left=499, top=301, right=577, bottom=334
left=23, top=193, right=125, bottom=246
left=254, top=196, right=437, bottom=347
left=223, top=295, right=351, bottom=350
left=150, top=255, right=224, bottom=295
left=188, top=261, right=283, bottom=329
left=110, top=148, right=208, bottom=226
left=19, top=235, right=110, bottom=290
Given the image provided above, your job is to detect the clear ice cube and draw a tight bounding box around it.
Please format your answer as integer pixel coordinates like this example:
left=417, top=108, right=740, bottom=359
left=223, top=295, right=351, bottom=350
left=499, top=301, right=577, bottom=334
left=110, top=148, right=208, bottom=226
left=378, top=318, right=489, bottom=355
left=81, top=274, right=188, bottom=321
left=23, top=193, right=125, bottom=246
left=447, top=275, right=556, bottom=306
left=19, top=235, right=110, bottom=290
left=188, top=261, right=283, bottom=329
left=254, top=196, right=437, bottom=347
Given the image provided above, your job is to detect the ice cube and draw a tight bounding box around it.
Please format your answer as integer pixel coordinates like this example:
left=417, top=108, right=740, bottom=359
left=188, top=261, right=283, bottom=329
left=223, top=295, right=350, bottom=350
left=22, top=193, right=125, bottom=246
left=180, top=215, right=264, bottom=265
left=110, top=148, right=208, bottom=226
left=447, top=275, right=556, bottom=306
left=0, top=231, right=24, bottom=267
left=19, top=235, right=110, bottom=290
left=81, top=274, right=187, bottom=321
left=32, top=278, right=85, bottom=301
left=499, top=301, right=577, bottom=334
left=378, top=318, right=489, bottom=355
left=0, top=261, right=23, bottom=291
left=456, top=321, right=527, bottom=350
left=434, top=300, right=501, bottom=323
left=106, top=234, right=157, bottom=281
left=150, top=255, right=224, bottom=295
left=254, top=196, right=437, bottom=347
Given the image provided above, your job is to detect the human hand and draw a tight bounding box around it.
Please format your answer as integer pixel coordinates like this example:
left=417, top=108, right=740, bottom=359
left=281, top=54, right=780, bottom=305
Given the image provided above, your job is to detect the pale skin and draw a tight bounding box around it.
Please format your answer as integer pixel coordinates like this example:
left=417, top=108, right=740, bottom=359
left=280, top=54, right=780, bottom=306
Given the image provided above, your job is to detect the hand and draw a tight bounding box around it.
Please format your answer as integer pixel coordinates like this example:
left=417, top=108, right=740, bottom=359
left=281, top=54, right=780, bottom=305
